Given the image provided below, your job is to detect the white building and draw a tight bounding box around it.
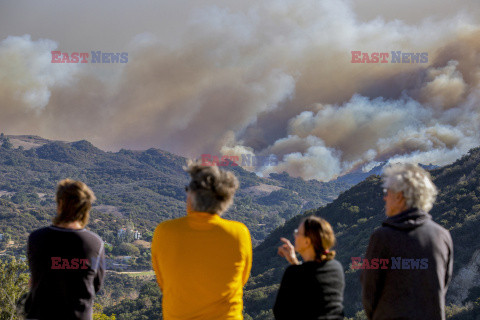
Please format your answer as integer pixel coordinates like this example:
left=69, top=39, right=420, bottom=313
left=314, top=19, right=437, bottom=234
left=133, top=230, right=141, bottom=240
left=117, top=228, right=141, bottom=240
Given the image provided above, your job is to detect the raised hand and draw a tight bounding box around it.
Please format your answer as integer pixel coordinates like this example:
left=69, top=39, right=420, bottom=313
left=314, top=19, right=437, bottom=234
left=277, top=237, right=300, bottom=265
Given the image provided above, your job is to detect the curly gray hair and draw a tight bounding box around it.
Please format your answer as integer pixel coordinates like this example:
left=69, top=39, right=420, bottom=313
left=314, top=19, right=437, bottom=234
left=382, top=163, right=438, bottom=212
left=185, top=161, right=239, bottom=215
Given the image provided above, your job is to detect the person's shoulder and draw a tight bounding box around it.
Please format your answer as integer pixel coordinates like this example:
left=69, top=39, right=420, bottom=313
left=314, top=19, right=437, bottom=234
left=82, top=228, right=104, bottom=244
left=286, top=262, right=328, bottom=279
left=369, top=225, right=390, bottom=239
left=284, top=263, right=303, bottom=276
left=227, top=219, right=250, bottom=231
left=324, top=260, right=345, bottom=279
left=304, top=259, right=344, bottom=273
left=30, top=225, right=50, bottom=235
left=324, top=259, right=344, bottom=272
left=220, top=219, right=251, bottom=237
left=365, top=226, right=394, bottom=252
left=154, top=216, right=188, bottom=233
left=424, top=219, right=453, bottom=243
left=28, top=226, right=51, bottom=240
left=425, top=218, right=449, bottom=232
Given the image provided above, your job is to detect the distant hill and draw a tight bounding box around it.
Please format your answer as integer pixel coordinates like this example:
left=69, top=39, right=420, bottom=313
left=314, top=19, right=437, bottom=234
left=243, top=147, right=480, bottom=319
left=7, top=135, right=61, bottom=150
left=0, top=134, right=352, bottom=250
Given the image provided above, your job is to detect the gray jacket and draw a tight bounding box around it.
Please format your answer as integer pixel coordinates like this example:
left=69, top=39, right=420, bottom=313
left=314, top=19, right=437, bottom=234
left=361, top=208, right=453, bottom=320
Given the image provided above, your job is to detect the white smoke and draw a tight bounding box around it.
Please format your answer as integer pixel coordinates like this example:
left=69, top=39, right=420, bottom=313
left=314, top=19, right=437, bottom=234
left=0, top=35, right=78, bottom=111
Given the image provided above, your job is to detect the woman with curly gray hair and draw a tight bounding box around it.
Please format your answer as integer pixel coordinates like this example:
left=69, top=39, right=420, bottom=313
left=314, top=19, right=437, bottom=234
left=361, top=163, right=453, bottom=320
left=151, top=161, right=252, bottom=320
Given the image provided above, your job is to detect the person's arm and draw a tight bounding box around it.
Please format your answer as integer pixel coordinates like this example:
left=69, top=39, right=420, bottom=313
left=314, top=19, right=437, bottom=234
left=94, top=243, right=105, bottom=293
left=242, top=226, right=253, bottom=286
left=27, top=234, right=34, bottom=288
left=151, top=225, right=164, bottom=290
left=361, top=231, right=386, bottom=320
left=273, top=266, right=297, bottom=320
left=444, top=231, right=454, bottom=289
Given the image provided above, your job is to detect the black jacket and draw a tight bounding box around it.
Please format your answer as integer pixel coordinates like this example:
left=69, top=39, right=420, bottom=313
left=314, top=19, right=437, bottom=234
left=27, top=225, right=105, bottom=320
left=274, top=259, right=345, bottom=320
left=361, top=208, right=453, bottom=320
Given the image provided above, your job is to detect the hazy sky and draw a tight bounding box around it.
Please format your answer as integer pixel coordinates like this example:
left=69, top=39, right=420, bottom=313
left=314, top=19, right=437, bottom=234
left=1, top=0, right=479, bottom=180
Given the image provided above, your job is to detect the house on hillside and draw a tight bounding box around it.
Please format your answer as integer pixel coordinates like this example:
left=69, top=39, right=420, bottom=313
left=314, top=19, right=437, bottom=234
left=117, top=228, right=142, bottom=240
left=133, top=230, right=141, bottom=240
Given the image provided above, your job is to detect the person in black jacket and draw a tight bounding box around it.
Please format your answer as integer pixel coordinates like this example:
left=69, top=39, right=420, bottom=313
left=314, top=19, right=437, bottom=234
left=361, top=163, right=453, bottom=320
left=273, top=216, right=344, bottom=320
left=27, top=179, right=105, bottom=320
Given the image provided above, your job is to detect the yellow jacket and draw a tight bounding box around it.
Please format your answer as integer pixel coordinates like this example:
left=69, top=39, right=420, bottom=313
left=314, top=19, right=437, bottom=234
left=151, top=211, right=252, bottom=320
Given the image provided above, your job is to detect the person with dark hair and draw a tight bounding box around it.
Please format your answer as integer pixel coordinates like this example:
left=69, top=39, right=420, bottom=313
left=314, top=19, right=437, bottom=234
left=27, top=179, right=105, bottom=320
left=273, top=216, right=344, bottom=320
left=361, top=163, right=453, bottom=320
left=151, top=161, right=252, bottom=320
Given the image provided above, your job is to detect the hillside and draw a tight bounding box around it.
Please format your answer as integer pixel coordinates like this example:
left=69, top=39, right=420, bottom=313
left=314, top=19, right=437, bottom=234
left=0, top=134, right=352, bottom=255
left=243, top=147, right=480, bottom=319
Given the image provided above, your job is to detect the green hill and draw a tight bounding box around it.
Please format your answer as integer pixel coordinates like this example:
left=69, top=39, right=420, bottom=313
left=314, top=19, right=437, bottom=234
left=0, top=134, right=351, bottom=253
left=244, top=147, right=480, bottom=319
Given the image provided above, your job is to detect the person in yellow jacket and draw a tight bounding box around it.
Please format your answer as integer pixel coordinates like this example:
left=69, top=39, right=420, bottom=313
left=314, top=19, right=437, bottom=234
left=151, top=161, right=252, bottom=320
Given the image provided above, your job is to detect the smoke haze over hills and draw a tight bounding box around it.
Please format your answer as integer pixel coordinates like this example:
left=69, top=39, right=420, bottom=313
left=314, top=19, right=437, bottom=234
left=1, top=0, right=479, bottom=180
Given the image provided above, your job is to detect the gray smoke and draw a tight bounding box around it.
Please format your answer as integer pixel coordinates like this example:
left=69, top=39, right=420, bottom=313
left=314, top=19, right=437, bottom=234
left=0, top=0, right=479, bottom=180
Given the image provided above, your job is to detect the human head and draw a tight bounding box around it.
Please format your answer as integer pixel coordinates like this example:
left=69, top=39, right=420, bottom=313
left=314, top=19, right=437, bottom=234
left=185, top=161, right=239, bottom=215
left=382, top=163, right=437, bottom=214
left=294, top=216, right=336, bottom=261
left=53, top=179, right=96, bottom=227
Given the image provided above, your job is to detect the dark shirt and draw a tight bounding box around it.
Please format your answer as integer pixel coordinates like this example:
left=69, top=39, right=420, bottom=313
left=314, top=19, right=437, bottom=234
left=273, top=259, right=345, bottom=320
left=361, top=208, right=453, bottom=320
left=27, top=225, right=105, bottom=320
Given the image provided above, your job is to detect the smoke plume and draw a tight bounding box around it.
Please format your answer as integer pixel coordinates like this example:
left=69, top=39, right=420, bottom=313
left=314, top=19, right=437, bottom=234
left=0, top=0, right=479, bottom=180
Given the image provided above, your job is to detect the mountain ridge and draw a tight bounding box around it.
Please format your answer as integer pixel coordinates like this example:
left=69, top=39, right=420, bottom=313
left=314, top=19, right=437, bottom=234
left=0, top=134, right=352, bottom=248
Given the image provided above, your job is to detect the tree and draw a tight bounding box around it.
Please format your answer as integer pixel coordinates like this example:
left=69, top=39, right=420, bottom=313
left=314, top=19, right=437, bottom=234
left=1, top=137, right=13, bottom=150
left=115, top=242, right=140, bottom=256
left=93, top=303, right=116, bottom=320
left=0, top=258, right=29, bottom=320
